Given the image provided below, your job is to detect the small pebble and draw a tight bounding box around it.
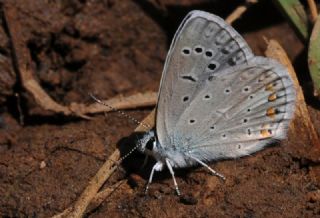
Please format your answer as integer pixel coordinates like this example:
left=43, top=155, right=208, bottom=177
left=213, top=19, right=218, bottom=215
left=40, top=161, right=46, bottom=169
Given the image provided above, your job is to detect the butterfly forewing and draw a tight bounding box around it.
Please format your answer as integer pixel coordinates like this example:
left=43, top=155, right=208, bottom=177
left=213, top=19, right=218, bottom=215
left=156, top=11, right=254, bottom=148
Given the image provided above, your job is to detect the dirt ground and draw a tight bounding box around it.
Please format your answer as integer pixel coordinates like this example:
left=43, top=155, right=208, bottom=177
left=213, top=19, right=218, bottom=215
left=0, top=0, right=320, bottom=217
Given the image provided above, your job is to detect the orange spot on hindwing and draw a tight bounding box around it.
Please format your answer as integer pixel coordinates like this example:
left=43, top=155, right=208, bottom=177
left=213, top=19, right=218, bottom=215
left=266, top=107, right=276, bottom=118
left=268, top=93, right=277, bottom=101
left=260, top=129, right=272, bottom=138
left=265, top=83, right=274, bottom=91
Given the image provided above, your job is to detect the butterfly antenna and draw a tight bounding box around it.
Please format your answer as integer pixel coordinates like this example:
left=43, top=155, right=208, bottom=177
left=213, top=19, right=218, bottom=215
left=89, top=93, right=151, bottom=130
left=103, top=146, right=139, bottom=173
left=108, top=137, right=143, bottom=184
left=117, top=136, right=142, bottom=163
left=89, top=93, right=150, bottom=163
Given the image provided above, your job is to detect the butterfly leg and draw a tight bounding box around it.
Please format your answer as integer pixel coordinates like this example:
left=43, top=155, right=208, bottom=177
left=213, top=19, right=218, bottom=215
left=165, top=159, right=181, bottom=196
left=145, top=161, right=164, bottom=194
left=187, top=154, right=225, bottom=180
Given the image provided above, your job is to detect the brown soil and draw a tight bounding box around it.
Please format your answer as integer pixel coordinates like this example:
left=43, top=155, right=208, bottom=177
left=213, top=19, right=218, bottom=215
left=0, top=0, right=320, bottom=217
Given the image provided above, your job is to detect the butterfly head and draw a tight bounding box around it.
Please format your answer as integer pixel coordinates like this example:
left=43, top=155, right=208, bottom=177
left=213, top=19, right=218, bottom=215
left=137, top=129, right=157, bottom=155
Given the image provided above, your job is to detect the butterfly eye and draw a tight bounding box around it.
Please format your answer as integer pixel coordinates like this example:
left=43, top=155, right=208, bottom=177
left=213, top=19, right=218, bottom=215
left=145, top=137, right=155, bottom=151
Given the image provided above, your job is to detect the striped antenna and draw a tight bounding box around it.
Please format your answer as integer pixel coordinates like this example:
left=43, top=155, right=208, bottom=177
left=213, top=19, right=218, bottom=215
left=89, top=93, right=151, bottom=163
left=89, top=93, right=151, bottom=130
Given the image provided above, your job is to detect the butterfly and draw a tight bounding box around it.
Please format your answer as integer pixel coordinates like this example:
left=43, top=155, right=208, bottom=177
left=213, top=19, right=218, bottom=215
left=137, top=10, right=296, bottom=195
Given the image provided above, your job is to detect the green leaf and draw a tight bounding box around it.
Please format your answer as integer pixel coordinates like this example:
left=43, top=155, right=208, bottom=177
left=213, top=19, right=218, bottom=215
left=308, top=15, right=320, bottom=97
left=273, top=0, right=310, bottom=42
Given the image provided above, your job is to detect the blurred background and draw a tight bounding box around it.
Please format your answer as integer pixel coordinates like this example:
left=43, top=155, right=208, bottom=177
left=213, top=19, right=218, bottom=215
left=0, top=0, right=319, bottom=217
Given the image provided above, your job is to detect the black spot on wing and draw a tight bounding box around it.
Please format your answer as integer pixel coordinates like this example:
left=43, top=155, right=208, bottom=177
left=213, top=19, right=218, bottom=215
left=181, top=75, right=197, bottom=82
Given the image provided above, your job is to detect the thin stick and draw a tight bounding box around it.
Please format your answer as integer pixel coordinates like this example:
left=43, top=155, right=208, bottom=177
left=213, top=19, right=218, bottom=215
left=85, top=179, right=127, bottom=214
left=52, top=180, right=127, bottom=218
left=225, top=0, right=258, bottom=25
left=307, top=0, right=318, bottom=23
left=3, top=3, right=157, bottom=119
left=86, top=92, right=157, bottom=114
left=52, top=111, right=155, bottom=218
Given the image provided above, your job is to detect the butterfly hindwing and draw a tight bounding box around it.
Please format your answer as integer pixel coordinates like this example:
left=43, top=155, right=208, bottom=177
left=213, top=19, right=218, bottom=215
left=174, top=57, right=295, bottom=161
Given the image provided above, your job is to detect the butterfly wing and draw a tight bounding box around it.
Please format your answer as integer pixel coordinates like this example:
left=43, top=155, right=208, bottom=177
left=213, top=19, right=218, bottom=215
left=156, top=10, right=254, bottom=148
left=173, top=57, right=296, bottom=161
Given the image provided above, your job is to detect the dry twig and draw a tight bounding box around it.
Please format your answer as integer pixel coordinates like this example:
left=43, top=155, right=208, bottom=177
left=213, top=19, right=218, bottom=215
left=52, top=111, right=155, bottom=218
left=265, top=39, right=320, bottom=151
left=307, top=0, right=318, bottom=23
left=3, top=4, right=157, bottom=119
left=84, top=92, right=157, bottom=114
left=84, top=179, right=127, bottom=214
left=52, top=180, right=127, bottom=218
left=225, top=0, right=258, bottom=25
